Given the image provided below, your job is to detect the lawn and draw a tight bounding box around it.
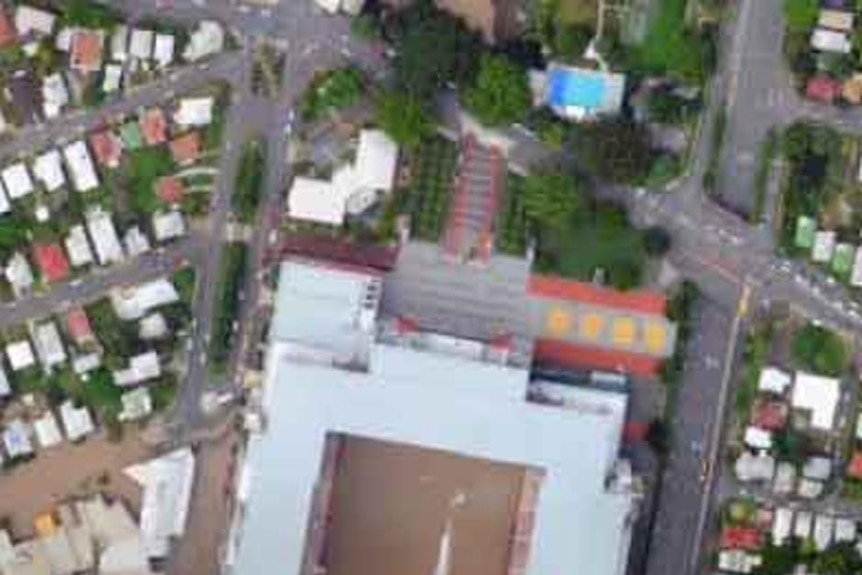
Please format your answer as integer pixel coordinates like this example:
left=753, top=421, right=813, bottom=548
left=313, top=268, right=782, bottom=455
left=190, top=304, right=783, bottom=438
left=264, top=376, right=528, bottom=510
left=792, top=322, right=849, bottom=377
left=558, top=0, right=598, bottom=25
left=210, top=242, right=248, bottom=373
left=234, top=139, right=266, bottom=224
left=628, top=0, right=712, bottom=83
left=534, top=201, right=647, bottom=290
left=495, top=174, right=529, bottom=256
left=84, top=298, right=142, bottom=365
left=402, top=136, right=458, bottom=241
left=126, top=147, right=177, bottom=214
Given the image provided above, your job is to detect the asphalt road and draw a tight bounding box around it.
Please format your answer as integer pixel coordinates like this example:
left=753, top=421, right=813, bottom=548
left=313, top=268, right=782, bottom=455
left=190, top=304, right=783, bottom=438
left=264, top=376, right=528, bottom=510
left=645, top=295, right=740, bottom=575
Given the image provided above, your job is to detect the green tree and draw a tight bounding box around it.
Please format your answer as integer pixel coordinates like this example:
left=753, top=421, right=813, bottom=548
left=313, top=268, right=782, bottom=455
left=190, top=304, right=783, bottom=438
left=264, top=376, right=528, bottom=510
left=575, top=119, right=654, bottom=184
left=812, top=542, right=862, bottom=575
left=644, top=226, right=672, bottom=256
left=552, top=24, right=593, bottom=62
left=391, top=1, right=482, bottom=101
left=792, top=323, right=849, bottom=377
left=376, top=93, right=433, bottom=149
left=783, top=0, right=819, bottom=33
left=521, top=169, right=584, bottom=231
left=465, top=55, right=531, bottom=126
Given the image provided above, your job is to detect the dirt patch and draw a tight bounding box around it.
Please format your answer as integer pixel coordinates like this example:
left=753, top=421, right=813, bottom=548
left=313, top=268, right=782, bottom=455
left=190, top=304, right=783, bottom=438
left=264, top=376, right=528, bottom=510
left=324, top=435, right=526, bottom=575
left=0, top=429, right=151, bottom=538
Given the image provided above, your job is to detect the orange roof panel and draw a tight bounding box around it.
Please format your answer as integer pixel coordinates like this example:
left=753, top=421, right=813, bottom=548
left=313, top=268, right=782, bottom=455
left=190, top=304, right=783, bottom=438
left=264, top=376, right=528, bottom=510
left=533, top=339, right=661, bottom=378
left=529, top=275, right=667, bottom=316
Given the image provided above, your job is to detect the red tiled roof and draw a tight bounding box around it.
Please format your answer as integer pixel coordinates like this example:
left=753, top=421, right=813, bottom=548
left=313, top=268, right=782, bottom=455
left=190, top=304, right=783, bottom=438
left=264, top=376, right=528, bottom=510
left=156, top=176, right=185, bottom=204
left=0, top=7, right=17, bottom=49
left=32, top=243, right=70, bottom=283
left=278, top=235, right=399, bottom=272
left=140, top=108, right=167, bottom=145
left=169, top=131, right=200, bottom=165
left=88, top=130, right=122, bottom=168
left=848, top=452, right=862, bottom=480
left=751, top=400, right=789, bottom=431
left=720, top=527, right=765, bottom=551
left=533, top=339, right=662, bottom=378
left=528, top=275, right=667, bottom=316
left=70, top=30, right=103, bottom=72
left=806, top=77, right=841, bottom=103
left=65, top=307, right=94, bottom=345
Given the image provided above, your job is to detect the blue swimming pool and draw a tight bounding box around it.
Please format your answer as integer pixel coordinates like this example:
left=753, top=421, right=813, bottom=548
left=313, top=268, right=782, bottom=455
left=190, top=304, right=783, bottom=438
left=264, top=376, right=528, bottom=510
left=547, top=69, right=607, bottom=111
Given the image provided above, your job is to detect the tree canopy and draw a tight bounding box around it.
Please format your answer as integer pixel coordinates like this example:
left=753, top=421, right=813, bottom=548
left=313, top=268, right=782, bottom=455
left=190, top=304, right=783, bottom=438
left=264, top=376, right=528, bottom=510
left=574, top=119, right=654, bottom=184
left=783, top=0, right=819, bottom=33
left=391, top=0, right=481, bottom=101
left=792, top=323, right=849, bottom=377
left=465, top=54, right=532, bottom=126
left=376, top=93, right=433, bottom=149
left=522, top=169, right=584, bottom=231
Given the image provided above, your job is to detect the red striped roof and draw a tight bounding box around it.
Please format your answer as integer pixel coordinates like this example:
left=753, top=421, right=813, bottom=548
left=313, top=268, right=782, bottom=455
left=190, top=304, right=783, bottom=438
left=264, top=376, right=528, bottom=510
left=528, top=276, right=666, bottom=316
left=533, top=339, right=661, bottom=378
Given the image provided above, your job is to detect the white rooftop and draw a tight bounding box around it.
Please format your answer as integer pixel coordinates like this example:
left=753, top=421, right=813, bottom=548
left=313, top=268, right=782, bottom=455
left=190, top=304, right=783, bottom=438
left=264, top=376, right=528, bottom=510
left=759, top=366, right=791, bottom=394
left=33, top=321, right=66, bottom=369
left=86, top=209, right=124, bottom=265
left=14, top=6, right=56, bottom=38
left=811, top=28, right=852, bottom=54
left=129, top=28, right=154, bottom=60
left=63, top=140, right=100, bottom=192
left=152, top=210, right=186, bottom=242
left=125, top=448, right=196, bottom=559
left=6, top=339, right=35, bottom=371
left=231, top=261, right=635, bottom=575
left=183, top=21, right=224, bottom=61
left=153, top=33, right=174, bottom=67
left=3, top=419, right=33, bottom=458
left=812, top=231, right=836, bottom=263
left=792, top=371, right=840, bottom=431
left=287, top=176, right=346, bottom=226
left=111, top=278, right=179, bottom=321
left=354, top=129, right=398, bottom=193
left=65, top=224, right=95, bottom=267
left=33, top=149, right=66, bottom=192
left=174, top=97, right=214, bottom=127
left=33, top=410, right=63, bottom=448
left=59, top=400, right=95, bottom=442
left=2, top=162, right=34, bottom=200
left=113, top=351, right=161, bottom=387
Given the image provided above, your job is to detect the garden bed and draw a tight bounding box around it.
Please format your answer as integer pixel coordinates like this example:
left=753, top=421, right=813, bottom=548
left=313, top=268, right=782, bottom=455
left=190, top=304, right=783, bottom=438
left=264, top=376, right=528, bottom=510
left=402, top=136, right=458, bottom=242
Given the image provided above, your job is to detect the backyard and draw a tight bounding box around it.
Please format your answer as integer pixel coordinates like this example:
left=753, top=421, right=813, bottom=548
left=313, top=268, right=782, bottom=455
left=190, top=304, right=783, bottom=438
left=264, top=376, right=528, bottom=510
left=401, top=136, right=458, bottom=242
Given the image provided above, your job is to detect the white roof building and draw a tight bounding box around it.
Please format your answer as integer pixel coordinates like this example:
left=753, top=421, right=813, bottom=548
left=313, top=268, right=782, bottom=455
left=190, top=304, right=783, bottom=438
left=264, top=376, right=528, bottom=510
left=33, top=321, right=66, bottom=369
left=153, top=34, right=174, bottom=67
left=113, top=351, right=161, bottom=387
left=60, top=400, right=95, bottom=441
left=835, top=517, right=857, bottom=542
left=717, top=550, right=760, bottom=574
left=354, top=129, right=399, bottom=193
left=773, top=462, right=796, bottom=495
left=55, top=26, right=73, bottom=52
left=819, top=9, right=855, bottom=32
left=228, top=260, right=637, bottom=575
left=119, top=387, right=153, bottom=422
left=852, top=247, right=862, bottom=287
left=129, top=28, right=154, bottom=60
left=792, top=372, right=840, bottom=431
left=812, top=230, right=836, bottom=262
left=6, top=339, right=35, bottom=371
left=2, top=162, right=34, bottom=200
left=33, top=410, right=63, bottom=448
left=110, top=278, right=179, bottom=320
left=139, top=313, right=169, bottom=340
left=3, top=419, right=33, bottom=458
left=288, top=177, right=344, bottom=226
left=734, top=452, right=775, bottom=483
left=772, top=507, right=793, bottom=546
left=72, top=352, right=102, bottom=375
left=65, top=224, right=95, bottom=268
left=183, top=21, right=224, bottom=61
left=125, top=448, right=196, bottom=559
left=811, top=28, right=852, bottom=54
left=798, top=478, right=825, bottom=499
left=152, top=210, right=186, bottom=242
left=802, top=456, right=832, bottom=481
left=41, top=73, right=69, bottom=119
left=0, top=364, right=9, bottom=398
left=174, top=97, right=214, bottom=127
left=103, top=63, right=123, bottom=93
left=794, top=511, right=813, bottom=539
left=758, top=366, right=791, bottom=394
left=814, top=514, right=834, bottom=551
left=33, top=149, right=66, bottom=192
left=63, top=140, right=100, bottom=192
left=0, top=182, right=9, bottom=214
left=5, top=252, right=34, bottom=297
left=123, top=226, right=151, bottom=257
left=110, top=25, right=129, bottom=62
left=744, top=426, right=772, bottom=450
left=86, top=209, right=124, bottom=265
left=14, top=6, right=56, bottom=38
